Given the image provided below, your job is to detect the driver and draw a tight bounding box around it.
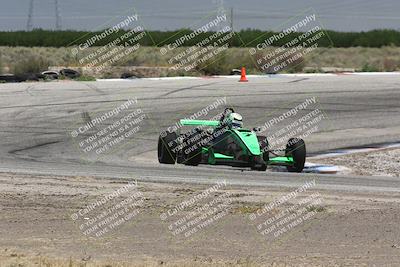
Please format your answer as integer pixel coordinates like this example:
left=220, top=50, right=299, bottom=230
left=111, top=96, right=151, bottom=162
left=213, top=112, right=243, bottom=156
left=226, top=112, right=243, bottom=129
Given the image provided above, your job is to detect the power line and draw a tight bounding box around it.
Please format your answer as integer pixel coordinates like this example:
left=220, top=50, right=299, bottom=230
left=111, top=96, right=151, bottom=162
left=26, top=0, right=62, bottom=30
left=26, top=0, right=34, bottom=31
left=54, top=0, right=62, bottom=30
left=230, top=7, right=233, bottom=31
left=215, top=0, right=225, bottom=32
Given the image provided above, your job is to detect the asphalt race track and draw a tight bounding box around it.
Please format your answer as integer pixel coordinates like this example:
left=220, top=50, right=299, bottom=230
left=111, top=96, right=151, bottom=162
left=0, top=74, right=399, bottom=192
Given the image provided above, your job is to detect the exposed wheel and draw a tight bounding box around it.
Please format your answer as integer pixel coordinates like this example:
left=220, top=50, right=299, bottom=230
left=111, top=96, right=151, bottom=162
left=60, top=68, right=80, bottom=79
left=257, top=135, right=269, bottom=163
left=251, top=155, right=267, bottom=171
left=182, top=129, right=203, bottom=166
left=42, top=71, right=59, bottom=80
left=0, top=74, right=17, bottom=83
left=184, top=149, right=202, bottom=165
left=158, top=131, right=178, bottom=164
left=285, top=138, right=306, bottom=173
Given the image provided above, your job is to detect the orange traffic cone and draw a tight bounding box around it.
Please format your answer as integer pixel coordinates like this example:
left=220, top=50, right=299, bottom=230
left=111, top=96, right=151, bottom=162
left=239, top=67, right=248, bottom=82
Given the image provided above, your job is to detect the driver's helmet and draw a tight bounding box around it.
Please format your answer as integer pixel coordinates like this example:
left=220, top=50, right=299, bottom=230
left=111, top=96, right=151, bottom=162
left=227, top=113, right=243, bottom=129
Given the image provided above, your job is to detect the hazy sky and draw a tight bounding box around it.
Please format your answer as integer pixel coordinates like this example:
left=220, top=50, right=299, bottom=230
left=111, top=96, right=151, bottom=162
left=1, top=0, right=399, bottom=32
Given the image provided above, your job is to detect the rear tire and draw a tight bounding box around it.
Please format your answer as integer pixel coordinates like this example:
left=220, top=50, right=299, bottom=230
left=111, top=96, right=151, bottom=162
left=257, top=136, right=269, bottom=163
left=158, top=131, right=178, bottom=164
left=285, top=138, right=306, bottom=172
left=184, top=150, right=202, bottom=166
left=183, top=130, right=203, bottom=166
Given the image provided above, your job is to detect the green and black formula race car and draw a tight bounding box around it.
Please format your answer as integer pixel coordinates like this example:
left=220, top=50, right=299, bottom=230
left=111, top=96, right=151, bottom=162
left=158, top=108, right=306, bottom=172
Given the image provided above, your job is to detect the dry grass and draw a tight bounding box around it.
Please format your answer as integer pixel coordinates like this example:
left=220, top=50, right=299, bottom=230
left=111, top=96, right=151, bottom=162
left=1, top=46, right=400, bottom=77
left=12, top=55, right=50, bottom=75
left=0, top=253, right=274, bottom=267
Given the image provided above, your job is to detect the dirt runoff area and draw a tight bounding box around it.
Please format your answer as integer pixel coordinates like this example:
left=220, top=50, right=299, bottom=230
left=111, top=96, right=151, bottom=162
left=314, top=147, right=400, bottom=177
left=0, top=172, right=400, bottom=267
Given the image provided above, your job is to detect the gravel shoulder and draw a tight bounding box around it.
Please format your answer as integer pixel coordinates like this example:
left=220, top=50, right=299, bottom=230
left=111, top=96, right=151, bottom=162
left=312, top=148, right=400, bottom=177
left=0, top=172, right=400, bottom=266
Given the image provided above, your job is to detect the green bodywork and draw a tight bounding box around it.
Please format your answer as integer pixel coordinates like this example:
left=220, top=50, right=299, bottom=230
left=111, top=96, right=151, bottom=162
left=180, top=119, right=219, bottom=127
left=214, top=153, right=234, bottom=159
left=232, top=129, right=261, bottom=155
left=268, top=156, right=294, bottom=165
left=203, top=147, right=235, bottom=165
left=180, top=119, right=294, bottom=166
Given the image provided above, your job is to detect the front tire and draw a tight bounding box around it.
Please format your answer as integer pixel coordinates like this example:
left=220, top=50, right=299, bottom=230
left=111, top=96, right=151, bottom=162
left=158, top=131, right=178, bottom=164
left=257, top=136, right=269, bottom=163
left=251, top=156, right=267, bottom=171
left=285, top=138, right=306, bottom=172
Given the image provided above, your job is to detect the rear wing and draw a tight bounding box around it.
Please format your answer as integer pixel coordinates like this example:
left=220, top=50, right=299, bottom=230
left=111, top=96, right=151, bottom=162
left=180, top=119, right=220, bottom=127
